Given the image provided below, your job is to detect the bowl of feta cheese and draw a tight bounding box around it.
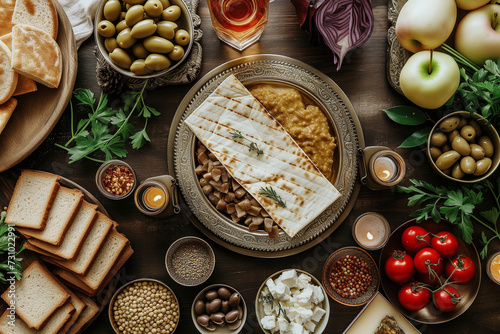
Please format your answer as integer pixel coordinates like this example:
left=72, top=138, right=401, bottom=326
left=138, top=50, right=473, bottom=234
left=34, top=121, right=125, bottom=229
left=256, top=269, right=330, bottom=334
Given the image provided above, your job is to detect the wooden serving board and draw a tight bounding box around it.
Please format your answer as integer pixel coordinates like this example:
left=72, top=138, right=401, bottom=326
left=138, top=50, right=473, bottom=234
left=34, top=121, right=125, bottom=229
left=0, top=0, right=78, bottom=172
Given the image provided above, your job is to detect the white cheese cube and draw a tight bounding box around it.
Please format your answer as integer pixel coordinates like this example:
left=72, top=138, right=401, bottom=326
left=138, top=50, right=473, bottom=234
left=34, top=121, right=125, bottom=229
left=275, top=281, right=291, bottom=301
left=263, top=300, right=273, bottom=315
left=261, top=315, right=276, bottom=330
left=311, top=305, right=326, bottom=323
left=291, top=322, right=304, bottom=334
left=278, top=317, right=291, bottom=332
left=304, top=321, right=316, bottom=332
left=266, top=278, right=277, bottom=295
left=281, top=269, right=298, bottom=288
left=311, top=285, right=325, bottom=304
left=297, top=286, right=313, bottom=304
left=286, top=305, right=298, bottom=320
left=297, top=273, right=312, bottom=289
left=296, top=306, right=313, bottom=323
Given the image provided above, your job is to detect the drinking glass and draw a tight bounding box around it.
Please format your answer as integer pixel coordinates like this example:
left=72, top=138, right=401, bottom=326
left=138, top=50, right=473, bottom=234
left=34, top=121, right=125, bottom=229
left=206, top=0, right=269, bottom=51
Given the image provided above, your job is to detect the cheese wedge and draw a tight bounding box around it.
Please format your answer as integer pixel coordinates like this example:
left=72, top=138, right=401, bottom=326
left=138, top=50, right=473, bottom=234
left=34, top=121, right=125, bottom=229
left=185, top=75, right=341, bottom=238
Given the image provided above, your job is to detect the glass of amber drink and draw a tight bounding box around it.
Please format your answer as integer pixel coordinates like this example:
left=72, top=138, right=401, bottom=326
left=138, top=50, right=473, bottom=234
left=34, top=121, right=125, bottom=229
left=206, top=0, right=269, bottom=51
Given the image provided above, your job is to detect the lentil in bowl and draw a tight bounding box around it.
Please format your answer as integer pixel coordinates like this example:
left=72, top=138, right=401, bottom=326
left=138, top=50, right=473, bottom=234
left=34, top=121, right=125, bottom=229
left=109, top=278, right=180, bottom=334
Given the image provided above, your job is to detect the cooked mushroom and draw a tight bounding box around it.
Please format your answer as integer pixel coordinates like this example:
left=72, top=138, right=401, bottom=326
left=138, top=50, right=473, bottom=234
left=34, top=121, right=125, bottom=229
left=269, top=225, right=279, bottom=238
left=216, top=198, right=227, bottom=211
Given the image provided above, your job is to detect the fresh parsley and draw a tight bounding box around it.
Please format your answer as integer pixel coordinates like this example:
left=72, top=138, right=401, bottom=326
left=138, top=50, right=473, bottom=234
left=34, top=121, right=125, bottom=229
left=229, top=130, right=264, bottom=156
left=259, top=186, right=287, bottom=208
left=55, top=82, right=160, bottom=163
left=398, top=178, right=500, bottom=259
left=0, top=211, right=24, bottom=284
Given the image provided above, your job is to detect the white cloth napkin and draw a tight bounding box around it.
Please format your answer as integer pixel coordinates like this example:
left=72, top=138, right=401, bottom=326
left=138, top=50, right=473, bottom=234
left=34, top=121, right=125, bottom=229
left=59, top=0, right=100, bottom=49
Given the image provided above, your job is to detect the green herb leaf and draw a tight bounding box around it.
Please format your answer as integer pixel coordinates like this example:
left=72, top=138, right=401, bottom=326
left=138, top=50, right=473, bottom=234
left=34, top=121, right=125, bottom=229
left=259, top=186, right=286, bottom=208
left=130, top=128, right=151, bottom=149
left=73, top=88, right=95, bottom=106
left=399, top=127, right=432, bottom=148
left=383, top=106, right=428, bottom=125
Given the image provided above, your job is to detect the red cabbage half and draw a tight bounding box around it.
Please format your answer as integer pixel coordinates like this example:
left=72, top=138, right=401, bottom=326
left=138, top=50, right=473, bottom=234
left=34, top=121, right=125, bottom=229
left=291, top=0, right=375, bottom=71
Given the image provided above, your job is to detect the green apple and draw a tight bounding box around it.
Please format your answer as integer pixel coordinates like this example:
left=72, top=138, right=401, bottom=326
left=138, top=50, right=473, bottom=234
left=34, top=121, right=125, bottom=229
left=455, top=0, right=490, bottom=10
left=396, top=0, right=457, bottom=53
left=400, top=51, right=460, bottom=109
left=455, top=4, right=500, bottom=66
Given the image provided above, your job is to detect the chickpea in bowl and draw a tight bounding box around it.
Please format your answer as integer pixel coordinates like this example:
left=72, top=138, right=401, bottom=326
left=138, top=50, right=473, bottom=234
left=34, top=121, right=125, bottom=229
left=95, top=0, right=194, bottom=78
left=427, top=111, right=500, bottom=182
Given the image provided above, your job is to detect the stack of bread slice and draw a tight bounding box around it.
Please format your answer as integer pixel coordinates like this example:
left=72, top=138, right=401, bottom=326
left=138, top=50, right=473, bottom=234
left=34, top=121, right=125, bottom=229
left=0, top=0, right=62, bottom=135
left=2, top=170, right=134, bottom=332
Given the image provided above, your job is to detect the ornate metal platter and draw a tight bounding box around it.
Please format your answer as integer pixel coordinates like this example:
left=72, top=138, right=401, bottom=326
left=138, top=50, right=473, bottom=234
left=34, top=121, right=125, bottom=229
left=167, top=54, right=365, bottom=257
left=387, top=0, right=408, bottom=95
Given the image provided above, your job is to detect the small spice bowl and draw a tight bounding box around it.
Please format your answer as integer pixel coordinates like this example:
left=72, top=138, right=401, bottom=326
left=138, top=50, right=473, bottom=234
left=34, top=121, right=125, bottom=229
left=321, top=247, right=380, bottom=307
left=486, top=251, right=500, bottom=285
left=165, top=236, right=215, bottom=286
left=95, top=159, right=137, bottom=200
left=109, top=278, right=180, bottom=334
left=192, top=284, right=247, bottom=333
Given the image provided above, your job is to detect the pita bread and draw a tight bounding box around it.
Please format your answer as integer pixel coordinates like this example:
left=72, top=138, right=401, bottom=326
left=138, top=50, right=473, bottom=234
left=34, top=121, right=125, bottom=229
left=11, top=24, right=62, bottom=88
left=11, top=0, right=58, bottom=40
left=0, top=40, right=17, bottom=104
left=0, top=97, right=17, bottom=135
left=0, top=33, right=38, bottom=96
left=185, top=75, right=341, bottom=238
left=0, top=0, right=15, bottom=37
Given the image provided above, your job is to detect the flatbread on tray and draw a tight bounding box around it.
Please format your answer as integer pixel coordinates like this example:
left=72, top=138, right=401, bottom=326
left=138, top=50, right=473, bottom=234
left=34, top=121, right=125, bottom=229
left=185, top=74, right=341, bottom=238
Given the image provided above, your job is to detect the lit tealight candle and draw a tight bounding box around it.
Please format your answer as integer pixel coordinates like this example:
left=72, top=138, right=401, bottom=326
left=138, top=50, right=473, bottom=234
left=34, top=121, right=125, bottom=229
left=368, top=150, right=405, bottom=187
left=142, top=186, right=167, bottom=211
left=487, top=252, right=500, bottom=285
left=352, top=213, right=390, bottom=250
left=374, top=156, right=398, bottom=182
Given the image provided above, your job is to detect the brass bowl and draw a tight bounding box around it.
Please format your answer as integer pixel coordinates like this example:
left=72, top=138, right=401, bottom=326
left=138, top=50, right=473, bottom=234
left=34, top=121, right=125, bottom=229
left=94, top=0, right=194, bottom=79
left=379, top=219, right=481, bottom=324
left=427, top=111, right=500, bottom=183
left=322, top=247, right=380, bottom=307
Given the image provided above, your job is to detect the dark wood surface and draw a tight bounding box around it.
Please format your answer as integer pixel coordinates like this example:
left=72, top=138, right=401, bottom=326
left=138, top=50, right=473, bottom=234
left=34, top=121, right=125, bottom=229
left=1, top=0, right=499, bottom=333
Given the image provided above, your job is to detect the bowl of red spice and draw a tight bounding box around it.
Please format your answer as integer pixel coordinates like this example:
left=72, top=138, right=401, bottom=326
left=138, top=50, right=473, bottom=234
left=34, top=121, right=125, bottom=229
left=165, top=236, right=215, bottom=287
left=95, top=159, right=137, bottom=200
left=322, top=246, right=380, bottom=306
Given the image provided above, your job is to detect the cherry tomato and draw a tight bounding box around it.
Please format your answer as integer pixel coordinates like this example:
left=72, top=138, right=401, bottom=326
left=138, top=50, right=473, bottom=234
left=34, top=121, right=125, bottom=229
left=385, top=250, right=415, bottom=285
left=445, top=254, right=475, bottom=284
left=398, top=282, right=431, bottom=312
left=401, top=226, right=431, bottom=253
left=416, top=271, right=440, bottom=286
left=433, top=285, right=461, bottom=312
left=431, top=231, right=459, bottom=258
left=414, top=248, right=443, bottom=275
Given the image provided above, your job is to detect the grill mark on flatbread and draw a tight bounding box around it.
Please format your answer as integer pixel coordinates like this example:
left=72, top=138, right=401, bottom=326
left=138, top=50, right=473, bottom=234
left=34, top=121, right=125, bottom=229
left=185, top=75, right=340, bottom=237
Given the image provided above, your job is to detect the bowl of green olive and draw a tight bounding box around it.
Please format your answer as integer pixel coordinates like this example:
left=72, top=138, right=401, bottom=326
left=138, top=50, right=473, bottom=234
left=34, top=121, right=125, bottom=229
left=95, top=0, right=193, bottom=78
left=427, top=111, right=500, bottom=183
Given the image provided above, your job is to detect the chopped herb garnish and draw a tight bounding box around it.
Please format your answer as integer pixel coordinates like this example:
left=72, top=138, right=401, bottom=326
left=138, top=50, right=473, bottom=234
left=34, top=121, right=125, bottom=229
left=229, top=130, right=264, bottom=156
left=259, top=186, right=287, bottom=208
left=262, top=293, right=291, bottom=323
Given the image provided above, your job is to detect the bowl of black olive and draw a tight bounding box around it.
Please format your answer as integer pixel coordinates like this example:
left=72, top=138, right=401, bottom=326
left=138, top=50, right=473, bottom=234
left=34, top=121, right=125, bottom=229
left=192, top=284, right=247, bottom=333
left=94, top=0, right=194, bottom=78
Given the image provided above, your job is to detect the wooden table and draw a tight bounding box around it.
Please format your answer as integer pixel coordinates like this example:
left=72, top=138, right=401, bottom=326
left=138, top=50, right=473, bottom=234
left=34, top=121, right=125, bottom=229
left=1, top=0, right=500, bottom=333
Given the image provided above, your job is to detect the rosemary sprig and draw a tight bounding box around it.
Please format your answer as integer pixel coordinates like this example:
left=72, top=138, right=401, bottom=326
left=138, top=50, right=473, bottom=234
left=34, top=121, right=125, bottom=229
left=259, top=186, right=287, bottom=208
left=229, top=130, right=264, bottom=156
left=262, top=293, right=291, bottom=323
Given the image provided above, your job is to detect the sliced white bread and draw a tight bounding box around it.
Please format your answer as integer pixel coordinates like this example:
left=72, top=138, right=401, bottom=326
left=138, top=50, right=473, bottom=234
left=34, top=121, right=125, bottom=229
left=27, top=201, right=97, bottom=260
left=0, top=40, right=17, bottom=105
left=0, top=33, right=38, bottom=96
left=44, top=212, right=114, bottom=275
left=0, top=0, right=15, bottom=37
left=76, top=229, right=128, bottom=291
left=11, top=0, right=58, bottom=40
left=66, top=292, right=99, bottom=334
left=5, top=170, right=60, bottom=229
left=0, top=97, right=17, bottom=135
left=11, top=24, right=62, bottom=88
left=18, top=187, right=84, bottom=246
left=23, top=241, right=65, bottom=260
left=59, top=285, right=86, bottom=334
left=0, top=302, right=74, bottom=334
left=55, top=243, right=134, bottom=297
left=0, top=261, right=69, bottom=330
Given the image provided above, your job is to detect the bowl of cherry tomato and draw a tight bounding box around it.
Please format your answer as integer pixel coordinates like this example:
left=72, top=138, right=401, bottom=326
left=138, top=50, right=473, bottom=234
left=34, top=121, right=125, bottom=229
left=379, top=219, right=481, bottom=324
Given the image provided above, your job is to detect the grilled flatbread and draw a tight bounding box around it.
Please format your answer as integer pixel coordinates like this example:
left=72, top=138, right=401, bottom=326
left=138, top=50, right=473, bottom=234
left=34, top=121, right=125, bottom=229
left=0, top=40, right=18, bottom=104
left=185, top=75, right=341, bottom=238
left=0, top=97, right=17, bottom=135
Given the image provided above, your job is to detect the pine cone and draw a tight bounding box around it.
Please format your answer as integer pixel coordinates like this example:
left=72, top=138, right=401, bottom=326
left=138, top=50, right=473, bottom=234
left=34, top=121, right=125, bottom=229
left=94, top=47, right=125, bottom=95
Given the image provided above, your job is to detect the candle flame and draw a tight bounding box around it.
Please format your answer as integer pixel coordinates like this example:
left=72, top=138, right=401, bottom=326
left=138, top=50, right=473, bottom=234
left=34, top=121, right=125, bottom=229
left=366, top=232, right=374, bottom=241
left=382, top=169, right=391, bottom=180
left=154, top=195, right=163, bottom=203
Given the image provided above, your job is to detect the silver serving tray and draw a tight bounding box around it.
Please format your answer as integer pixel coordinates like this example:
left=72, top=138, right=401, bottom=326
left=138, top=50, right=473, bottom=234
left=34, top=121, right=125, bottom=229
left=387, top=0, right=409, bottom=95
left=167, top=54, right=364, bottom=257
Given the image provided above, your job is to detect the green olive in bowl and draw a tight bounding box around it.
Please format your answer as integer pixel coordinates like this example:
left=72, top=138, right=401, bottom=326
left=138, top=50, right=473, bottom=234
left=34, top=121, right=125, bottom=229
left=427, top=111, right=500, bottom=183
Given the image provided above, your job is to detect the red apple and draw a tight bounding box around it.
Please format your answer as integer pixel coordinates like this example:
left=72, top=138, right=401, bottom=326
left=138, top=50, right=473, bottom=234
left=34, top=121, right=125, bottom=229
left=455, top=4, right=500, bottom=66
